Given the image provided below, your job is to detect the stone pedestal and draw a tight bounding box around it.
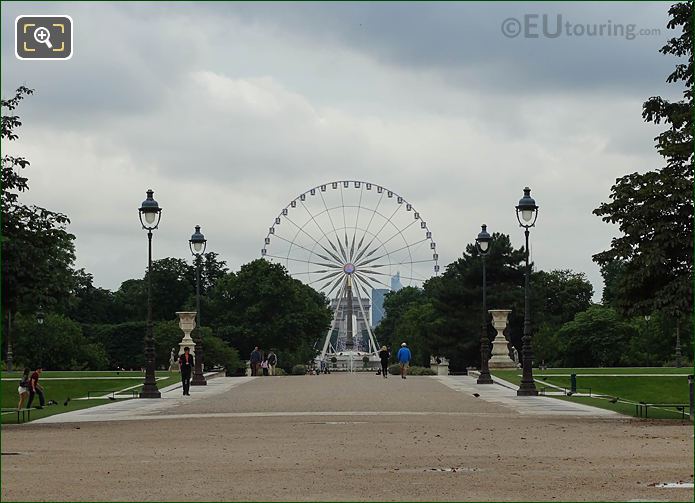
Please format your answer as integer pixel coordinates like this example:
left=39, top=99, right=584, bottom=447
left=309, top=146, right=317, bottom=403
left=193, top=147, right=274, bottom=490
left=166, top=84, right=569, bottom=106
left=488, top=309, right=516, bottom=369
left=176, top=311, right=197, bottom=357
left=430, top=356, right=450, bottom=375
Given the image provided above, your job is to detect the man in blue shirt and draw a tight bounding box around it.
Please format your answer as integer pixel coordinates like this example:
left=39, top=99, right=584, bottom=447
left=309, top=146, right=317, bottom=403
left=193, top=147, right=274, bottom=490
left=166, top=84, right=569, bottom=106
left=396, top=342, right=412, bottom=379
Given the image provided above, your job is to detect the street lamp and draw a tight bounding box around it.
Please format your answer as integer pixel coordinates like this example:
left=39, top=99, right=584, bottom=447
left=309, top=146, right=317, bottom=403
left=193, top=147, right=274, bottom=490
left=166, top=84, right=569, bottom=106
left=476, top=224, right=493, bottom=385
left=138, top=189, right=162, bottom=399
left=189, top=225, right=207, bottom=386
left=36, top=305, right=45, bottom=325
left=515, top=187, right=539, bottom=396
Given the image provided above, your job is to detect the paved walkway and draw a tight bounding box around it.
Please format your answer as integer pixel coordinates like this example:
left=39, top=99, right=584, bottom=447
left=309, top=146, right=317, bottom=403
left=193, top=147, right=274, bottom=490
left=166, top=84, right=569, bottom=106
left=2, top=374, right=692, bottom=501
left=435, top=375, right=618, bottom=417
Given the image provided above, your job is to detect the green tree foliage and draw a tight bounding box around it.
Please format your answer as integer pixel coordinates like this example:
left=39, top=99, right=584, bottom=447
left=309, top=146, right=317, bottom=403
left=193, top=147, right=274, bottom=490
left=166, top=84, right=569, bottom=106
left=1, top=87, right=76, bottom=318
left=374, top=286, right=426, bottom=349
left=148, top=257, right=195, bottom=321
left=206, top=259, right=332, bottom=370
left=66, top=269, right=119, bottom=324
left=425, top=233, right=526, bottom=371
left=203, top=334, right=242, bottom=372
left=593, top=2, right=693, bottom=319
left=556, top=306, right=637, bottom=367
left=82, top=322, right=146, bottom=370
left=14, top=314, right=108, bottom=370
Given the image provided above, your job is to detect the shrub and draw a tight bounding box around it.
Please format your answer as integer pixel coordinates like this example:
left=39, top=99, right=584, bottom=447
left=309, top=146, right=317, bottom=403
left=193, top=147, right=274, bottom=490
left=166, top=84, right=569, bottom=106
left=274, top=367, right=287, bottom=376
left=409, top=366, right=436, bottom=376
left=388, top=364, right=435, bottom=376
left=291, top=364, right=307, bottom=375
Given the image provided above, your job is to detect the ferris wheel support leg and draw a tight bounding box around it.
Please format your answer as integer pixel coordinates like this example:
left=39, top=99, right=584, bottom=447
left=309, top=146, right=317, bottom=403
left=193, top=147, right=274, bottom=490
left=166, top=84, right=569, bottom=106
left=352, top=277, right=381, bottom=357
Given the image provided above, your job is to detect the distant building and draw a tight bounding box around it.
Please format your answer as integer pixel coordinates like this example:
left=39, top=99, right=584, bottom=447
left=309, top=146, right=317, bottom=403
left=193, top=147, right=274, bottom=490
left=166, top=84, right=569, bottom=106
left=391, top=272, right=403, bottom=292
left=371, top=288, right=389, bottom=327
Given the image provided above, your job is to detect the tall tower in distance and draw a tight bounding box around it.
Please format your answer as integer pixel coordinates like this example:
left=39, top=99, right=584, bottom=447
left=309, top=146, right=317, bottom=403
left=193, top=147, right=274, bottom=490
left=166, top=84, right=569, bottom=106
left=391, top=271, right=403, bottom=292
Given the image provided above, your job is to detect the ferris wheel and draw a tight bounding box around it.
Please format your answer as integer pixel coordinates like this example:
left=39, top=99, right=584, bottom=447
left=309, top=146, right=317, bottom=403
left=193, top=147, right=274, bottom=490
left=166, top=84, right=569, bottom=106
left=261, top=180, right=439, bottom=365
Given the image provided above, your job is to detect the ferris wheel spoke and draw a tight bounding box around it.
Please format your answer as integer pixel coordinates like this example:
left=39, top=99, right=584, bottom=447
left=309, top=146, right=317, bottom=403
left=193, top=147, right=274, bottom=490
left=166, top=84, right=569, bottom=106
left=352, top=201, right=402, bottom=266
left=359, top=269, right=429, bottom=283
left=353, top=190, right=385, bottom=262
left=318, top=189, right=346, bottom=262
left=298, top=199, right=344, bottom=263
left=263, top=253, right=340, bottom=270
left=356, top=238, right=429, bottom=268
left=367, top=258, right=436, bottom=268
left=270, top=234, right=342, bottom=269
left=283, top=215, right=343, bottom=266
left=378, top=218, right=420, bottom=250
left=349, top=185, right=364, bottom=262
left=355, top=272, right=392, bottom=290
left=350, top=277, right=378, bottom=353
left=307, top=270, right=343, bottom=286
left=325, top=274, right=346, bottom=296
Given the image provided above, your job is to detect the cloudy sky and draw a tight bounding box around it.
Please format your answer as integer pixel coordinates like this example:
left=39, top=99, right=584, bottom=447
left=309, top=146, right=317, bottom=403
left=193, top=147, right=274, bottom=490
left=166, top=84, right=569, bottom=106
left=1, top=2, right=679, bottom=300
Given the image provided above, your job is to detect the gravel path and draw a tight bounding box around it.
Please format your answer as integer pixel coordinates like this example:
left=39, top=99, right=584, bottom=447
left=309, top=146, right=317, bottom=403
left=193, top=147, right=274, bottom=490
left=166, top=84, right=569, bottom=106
left=2, top=374, right=692, bottom=501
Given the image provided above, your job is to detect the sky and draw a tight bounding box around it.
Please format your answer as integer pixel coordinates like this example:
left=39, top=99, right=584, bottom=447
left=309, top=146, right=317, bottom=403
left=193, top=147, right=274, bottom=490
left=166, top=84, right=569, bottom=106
left=1, top=1, right=681, bottom=301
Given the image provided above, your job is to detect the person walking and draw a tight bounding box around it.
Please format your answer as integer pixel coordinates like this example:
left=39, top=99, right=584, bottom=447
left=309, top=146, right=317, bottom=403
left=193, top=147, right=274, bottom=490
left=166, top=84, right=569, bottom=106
left=378, top=346, right=390, bottom=379
left=396, top=342, right=412, bottom=379
left=27, top=367, right=46, bottom=409
left=17, top=368, right=30, bottom=410
left=267, top=350, right=277, bottom=376
left=250, top=346, right=262, bottom=376
left=179, top=347, right=194, bottom=396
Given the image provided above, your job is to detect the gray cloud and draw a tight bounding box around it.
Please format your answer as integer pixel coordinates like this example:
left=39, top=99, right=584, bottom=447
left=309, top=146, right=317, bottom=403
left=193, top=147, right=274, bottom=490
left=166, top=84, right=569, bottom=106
left=1, top=1, right=681, bottom=299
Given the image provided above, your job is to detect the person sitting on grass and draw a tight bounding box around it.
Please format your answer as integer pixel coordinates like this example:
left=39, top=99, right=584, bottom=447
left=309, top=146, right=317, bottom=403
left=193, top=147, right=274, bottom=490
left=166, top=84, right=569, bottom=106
left=27, top=367, right=45, bottom=409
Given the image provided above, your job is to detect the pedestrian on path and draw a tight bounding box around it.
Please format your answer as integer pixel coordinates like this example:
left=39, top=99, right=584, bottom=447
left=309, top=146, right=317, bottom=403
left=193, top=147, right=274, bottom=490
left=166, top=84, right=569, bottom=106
left=397, top=343, right=411, bottom=379
left=378, top=345, right=390, bottom=378
left=261, top=357, right=269, bottom=376
left=27, top=367, right=46, bottom=409
left=17, top=368, right=30, bottom=410
left=179, top=347, right=194, bottom=396
left=267, top=350, right=277, bottom=375
left=250, top=346, right=262, bottom=376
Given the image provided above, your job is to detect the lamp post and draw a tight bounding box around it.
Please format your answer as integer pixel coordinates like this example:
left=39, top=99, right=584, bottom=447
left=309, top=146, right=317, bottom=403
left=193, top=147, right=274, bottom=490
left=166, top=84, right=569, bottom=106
left=36, top=305, right=45, bottom=325
left=643, top=315, right=652, bottom=367
left=674, top=323, right=682, bottom=368
left=139, top=189, right=162, bottom=399
left=516, top=187, right=539, bottom=396
left=6, top=310, right=13, bottom=372
left=476, top=224, right=493, bottom=384
left=189, top=225, right=207, bottom=386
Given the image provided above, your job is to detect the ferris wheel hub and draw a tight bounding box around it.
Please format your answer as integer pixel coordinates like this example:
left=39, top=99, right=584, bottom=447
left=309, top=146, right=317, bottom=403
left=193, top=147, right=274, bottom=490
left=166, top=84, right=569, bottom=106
left=343, top=263, right=356, bottom=275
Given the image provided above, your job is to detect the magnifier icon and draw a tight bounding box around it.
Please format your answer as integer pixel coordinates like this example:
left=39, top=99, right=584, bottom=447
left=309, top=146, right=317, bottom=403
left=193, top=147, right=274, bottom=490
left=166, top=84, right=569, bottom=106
left=33, top=26, right=53, bottom=49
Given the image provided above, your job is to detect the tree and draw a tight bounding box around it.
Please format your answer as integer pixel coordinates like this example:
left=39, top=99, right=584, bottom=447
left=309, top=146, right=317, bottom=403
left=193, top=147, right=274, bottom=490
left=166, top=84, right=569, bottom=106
left=530, top=270, right=593, bottom=328
left=557, top=306, right=637, bottom=367
left=2, top=87, right=76, bottom=321
left=147, top=257, right=195, bottom=321
left=374, top=286, right=426, bottom=350
left=13, top=313, right=108, bottom=370
left=206, top=259, right=332, bottom=369
left=425, top=233, right=526, bottom=371
left=593, top=2, right=693, bottom=320
left=65, top=269, right=119, bottom=324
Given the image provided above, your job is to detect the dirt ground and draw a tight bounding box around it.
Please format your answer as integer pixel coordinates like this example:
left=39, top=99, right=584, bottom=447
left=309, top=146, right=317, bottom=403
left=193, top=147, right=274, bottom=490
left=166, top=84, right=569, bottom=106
left=1, top=374, right=692, bottom=501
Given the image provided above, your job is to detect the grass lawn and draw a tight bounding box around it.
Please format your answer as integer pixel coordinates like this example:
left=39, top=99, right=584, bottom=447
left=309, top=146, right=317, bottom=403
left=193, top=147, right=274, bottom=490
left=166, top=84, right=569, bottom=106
left=1, top=371, right=181, bottom=424
left=491, top=367, right=693, bottom=420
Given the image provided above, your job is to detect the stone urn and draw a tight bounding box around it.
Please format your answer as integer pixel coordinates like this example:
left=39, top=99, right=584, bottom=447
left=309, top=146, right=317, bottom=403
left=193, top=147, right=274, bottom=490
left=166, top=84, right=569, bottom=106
left=176, top=311, right=197, bottom=357
left=487, top=309, right=516, bottom=369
